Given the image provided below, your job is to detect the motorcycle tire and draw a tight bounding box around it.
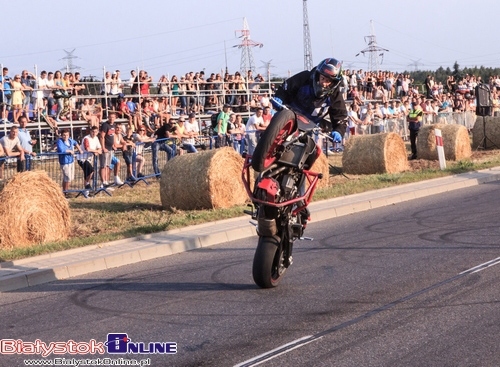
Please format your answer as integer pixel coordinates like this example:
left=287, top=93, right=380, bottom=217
left=252, top=235, right=287, bottom=288
left=251, top=110, right=296, bottom=172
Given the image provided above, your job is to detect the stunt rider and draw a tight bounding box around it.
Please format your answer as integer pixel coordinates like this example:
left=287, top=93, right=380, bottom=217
left=272, top=58, right=348, bottom=224
left=272, top=58, right=348, bottom=147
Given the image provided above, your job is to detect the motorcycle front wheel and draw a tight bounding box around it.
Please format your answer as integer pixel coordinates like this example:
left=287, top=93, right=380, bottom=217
left=252, top=235, right=287, bottom=288
left=251, top=109, right=296, bottom=172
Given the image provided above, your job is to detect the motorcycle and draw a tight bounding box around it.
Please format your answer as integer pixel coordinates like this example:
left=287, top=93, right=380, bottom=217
left=242, top=102, right=324, bottom=288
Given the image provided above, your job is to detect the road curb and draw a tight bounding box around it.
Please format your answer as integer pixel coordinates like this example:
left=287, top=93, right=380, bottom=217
left=2, top=167, right=500, bottom=292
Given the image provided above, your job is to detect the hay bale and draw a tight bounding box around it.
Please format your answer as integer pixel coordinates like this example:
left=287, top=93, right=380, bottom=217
left=342, top=133, right=408, bottom=174
left=160, top=147, right=248, bottom=210
left=417, top=124, right=471, bottom=161
left=471, top=116, right=500, bottom=149
left=308, top=152, right=329, bottom=189
left=0, top=171, right=71, bottom=249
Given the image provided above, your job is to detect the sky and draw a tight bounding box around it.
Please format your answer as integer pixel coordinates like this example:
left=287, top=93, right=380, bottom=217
left=2, top=0, right=500, bottom=81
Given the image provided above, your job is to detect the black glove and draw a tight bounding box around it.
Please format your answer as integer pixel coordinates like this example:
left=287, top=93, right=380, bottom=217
left=319, top=120, right=332, bottom=133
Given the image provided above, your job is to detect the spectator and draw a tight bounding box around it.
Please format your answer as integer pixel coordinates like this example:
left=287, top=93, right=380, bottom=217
left=152, top=119, right=177, bottom=175
left=78, top=125, right=102, bottom=190
left=72, top=72, right=86, bottom=104
left=184, top=112, right=200, bottom=148
left=119, top=96, right=139, bottom=131
left=373, top=102, right=385, bottom=134
left=228, top=113, right=246, bottom=154
left=132, top=124, right=155, bottom=179
left=234, top=71, right=247, bottom=107
left=245, top=107, right=265, bottom=155
left=347, top=103, right=362, bottom=137
left=0, top=126, right=25, bottom=172
left=171, top=116, right=197, bottom=153
left=128, top=70, right=137, bottom=89
left=0, top=142, right=6, bottom=179
left=44, top=71, right=57, bottom=117
left=114, top=122, right=135, bottom=184
left=17, top=116, right=37, bottom=171
left=214, top=104, right=231, bottom=148
left=260, top=92, right=270, bottom=108
left=261, top=105, right=272, bottom=129
left=170, top=75, right=180, bottom=116
left=34, top=70, right=48, bottom=114
left=80, top=98, right=99, bottom=128
left=10, top=74, right=25, bottom=123
left=360, top=103, right=374, bottom=134
left=407, top=102, right=424, bottom=160
left=20, top=70, right=35, bottom=120
left=1, top=67, right=12, bottom=123
left=56, top=129, right=83, bottom=194
left=53, top=70, right=67, bottom=118
left=178, top=75, right=188, bottom=115
left=155, top=96, right=171, bottom=126
left=99, top=112, right=123, bottom=187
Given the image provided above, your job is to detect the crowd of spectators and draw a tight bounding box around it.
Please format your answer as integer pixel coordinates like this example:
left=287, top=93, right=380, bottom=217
left=339, top=69, right=497, bottom=137
left=3, top=63, right=500, bottom=192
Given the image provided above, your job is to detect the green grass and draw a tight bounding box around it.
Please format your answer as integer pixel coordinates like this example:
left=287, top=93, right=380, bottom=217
left=1, top=153, right=500, bottom=263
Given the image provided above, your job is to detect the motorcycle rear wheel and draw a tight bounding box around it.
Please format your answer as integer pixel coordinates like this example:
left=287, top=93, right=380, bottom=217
left=252, top=235, right=287, bottom=288
left=251, top=110, right=296, bottom=172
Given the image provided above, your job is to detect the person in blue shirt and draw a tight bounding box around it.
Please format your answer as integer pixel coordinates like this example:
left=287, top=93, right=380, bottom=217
left=0, top=67, right=12, bottom=123
left=17, top=116, right=37, bottom=171
left=56, top=129, right=83, bottom=193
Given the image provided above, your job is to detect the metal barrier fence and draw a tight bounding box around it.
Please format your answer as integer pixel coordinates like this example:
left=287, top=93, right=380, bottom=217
left=0, top=133, right=236, bottom=198
left=0, top=139, right=175, bottom=197
left=0, top=155, right=25, bottom=182
left=348, top=110, right=477, bottom=141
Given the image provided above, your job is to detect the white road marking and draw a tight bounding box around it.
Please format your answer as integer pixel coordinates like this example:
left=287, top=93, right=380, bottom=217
left=233, top=335, right=319, bottom=367
left=459, top=256, right=500, bottom=275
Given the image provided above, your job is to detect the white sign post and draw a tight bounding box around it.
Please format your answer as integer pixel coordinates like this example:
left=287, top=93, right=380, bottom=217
left=435, top=128, right=446, bottom=170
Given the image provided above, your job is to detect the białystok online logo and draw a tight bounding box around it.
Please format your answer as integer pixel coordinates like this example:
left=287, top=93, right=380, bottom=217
left=0, top=334, right=177, bottom=357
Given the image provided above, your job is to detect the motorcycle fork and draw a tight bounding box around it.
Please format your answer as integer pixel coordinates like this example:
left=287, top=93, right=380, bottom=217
left=278, top=215, right=294, bottom=268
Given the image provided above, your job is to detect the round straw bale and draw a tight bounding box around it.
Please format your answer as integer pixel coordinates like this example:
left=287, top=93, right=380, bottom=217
left=471, top=116, right=500, bottom=149
left=160, top=147, right=248, bottom=210
left=342, top=133, right=408, bottom=174
left=308, top=152, right=330, bottom=189
left=417, top=123, right=471, bottom=160
left=0, top=171, right=71, bottom=250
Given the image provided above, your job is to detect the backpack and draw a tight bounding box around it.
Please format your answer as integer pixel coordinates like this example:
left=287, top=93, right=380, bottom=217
left=211, top=112, right=220, bottom=132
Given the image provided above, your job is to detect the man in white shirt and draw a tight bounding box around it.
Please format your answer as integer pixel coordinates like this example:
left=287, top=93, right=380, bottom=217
left=184, top=112, right=200, bottom=146
left=78, top=126, right=102, bottom=190
left=245, top=107, right=266, bottom=155
left=45, top=72, right=56, bottom=117
left=0, top=126, right=25, bottom=173
left=35, top=71, right=49, bottom=111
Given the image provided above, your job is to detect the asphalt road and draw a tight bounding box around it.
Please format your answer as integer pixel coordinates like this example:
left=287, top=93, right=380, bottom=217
left=1, top=182, right=500, bottom=367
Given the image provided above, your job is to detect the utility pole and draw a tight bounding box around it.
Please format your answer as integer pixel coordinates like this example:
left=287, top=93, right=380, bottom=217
left=303, top=0, right=313, bottom=71
left=234, top=17, right=263, bottom=74
left=355, top=20, right=388, bottom=72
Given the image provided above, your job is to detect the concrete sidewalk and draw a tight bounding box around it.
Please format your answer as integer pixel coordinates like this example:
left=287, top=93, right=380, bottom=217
left=2, top=167, right=500, bottom=292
